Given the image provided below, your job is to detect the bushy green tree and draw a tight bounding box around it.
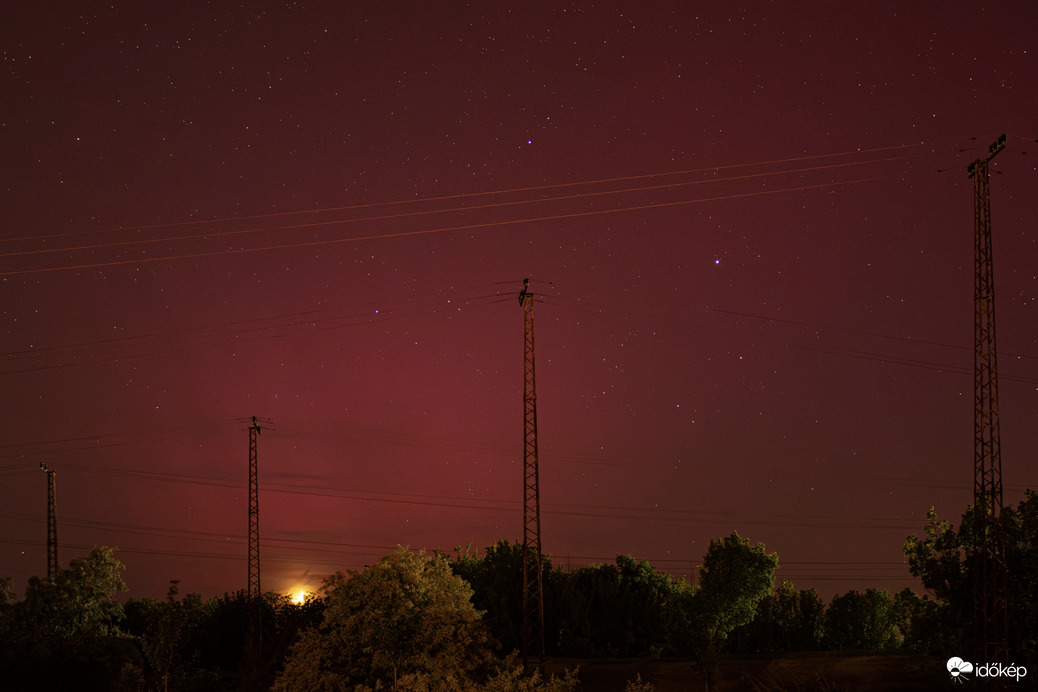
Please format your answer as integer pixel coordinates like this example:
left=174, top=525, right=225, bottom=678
left=554, top=562, right=621, bottom=656
left=143, top=580, right=186, bottom=692
left=132, top=580, right=217, bottom=692
left=1003, top=490, right=1038, bottom=658
left=0, top=576, right=15, bottom=639
left=693, top=531, right=777, bottom=688
left=122, top=586, right=322, bottom=691
left=730, top=579, right=824, bottom=653
left=553, top=556, right=681, bottom=657
left=15, top=545, right=127, bottom=640
left=823, top=588, right=900, bottom=650
left=695, top=532, right=778, bottom=647
left=274, top=547, right=493, bottom=691
left=658, top=575, right=697, bottom=657
left=904, top=489, right=1038, bottom=659
left=613, top=555, right=677, bottom=656
left=904, top=507, right=971, bottom=618
left=0, top=547, right=137, bottom=691
left=889, top=586, right=946, bottom=653
left=449, top=541, right=532, bottom=654
left=452, top=543, right=695, bottom=659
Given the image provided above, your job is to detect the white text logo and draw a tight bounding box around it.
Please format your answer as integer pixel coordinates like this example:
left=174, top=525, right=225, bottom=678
left=947, top=657, right=1028, bottom=684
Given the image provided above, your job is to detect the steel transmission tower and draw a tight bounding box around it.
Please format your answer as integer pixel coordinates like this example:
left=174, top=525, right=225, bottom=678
left=39, top=463, right=58, bottom=582
left=246, top=416, right=272, bottom=598
left=519, top=279, right=545, bottom=668
left=967, top=133, right=1008, bottom=664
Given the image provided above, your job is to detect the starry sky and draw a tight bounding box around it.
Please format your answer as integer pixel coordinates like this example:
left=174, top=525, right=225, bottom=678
left=2, top=2, right=1037, bottom=602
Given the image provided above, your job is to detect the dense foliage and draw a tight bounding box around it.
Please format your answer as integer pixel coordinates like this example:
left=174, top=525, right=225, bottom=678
left=0, top=546, right=322, bottom=691
left=4, top=499, right=1033, bottom=691
left=120, top=584, right=323, bottom=691
left=0, top=546, right=134, bottom=690
left=274, top=548, right=494, bottom=691
left=447, top=532, right=779, bottom=662
left=904, top=489, right=1038, bottom=663
left=5, top=545, right=127, bottom=641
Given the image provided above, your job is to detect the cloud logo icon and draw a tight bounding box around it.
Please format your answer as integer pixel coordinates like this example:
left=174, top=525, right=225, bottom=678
left=947, top=657, right=974, bottom=681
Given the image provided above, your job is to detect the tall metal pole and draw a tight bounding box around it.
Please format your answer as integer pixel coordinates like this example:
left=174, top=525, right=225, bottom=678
left=40, top=463, right=57, bottom=582
left=968, top=133, right=1008, bottom=665
left=519, top=278, right=545, bottom=668
left=240, top=415, right=273, bottom=689
left=248, top=416, right=262, bottom=598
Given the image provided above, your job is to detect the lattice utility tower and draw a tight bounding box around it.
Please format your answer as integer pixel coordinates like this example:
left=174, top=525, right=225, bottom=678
left=39, top=463, right=58, bottom=582
left=245, top=416, right=272, bottom=598
left=967, top=133, right=1008, bottom=664
left=519, top=278, right=545, bottom=668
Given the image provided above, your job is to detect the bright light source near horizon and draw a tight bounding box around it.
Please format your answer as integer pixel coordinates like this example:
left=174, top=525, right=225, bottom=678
left=291, top=590, right=306, bottom=605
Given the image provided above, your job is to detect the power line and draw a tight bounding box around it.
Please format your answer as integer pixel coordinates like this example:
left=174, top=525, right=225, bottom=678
left=0, top=461, right=940, bottom=531
left=0, top=290, right=504, bottom=361
left=0, top=177, right=880, bottom=276
left=0, top=156, right=903, bottom=261
left=0, top=535, right=918, bottom=587
left=0, top=142, right=921, bottom=246
left=0, top=291, right=510, bottom=376
left=707, top=306, right=1038, bottom=363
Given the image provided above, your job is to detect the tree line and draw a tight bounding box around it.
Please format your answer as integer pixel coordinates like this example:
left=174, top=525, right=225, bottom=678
left=0, top=490, right=1035, bottom=691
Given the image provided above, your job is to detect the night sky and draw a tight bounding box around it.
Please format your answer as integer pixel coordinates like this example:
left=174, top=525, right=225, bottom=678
left=2, top=3, right=1037, bottom=602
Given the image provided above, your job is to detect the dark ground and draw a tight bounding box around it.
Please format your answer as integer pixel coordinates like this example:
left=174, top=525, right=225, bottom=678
left=544, top=652, right=948, bottom=691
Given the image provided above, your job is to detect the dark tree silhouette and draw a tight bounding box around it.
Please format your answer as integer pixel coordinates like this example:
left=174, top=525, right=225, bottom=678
left=904, top=489, right=1037, bottom=663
